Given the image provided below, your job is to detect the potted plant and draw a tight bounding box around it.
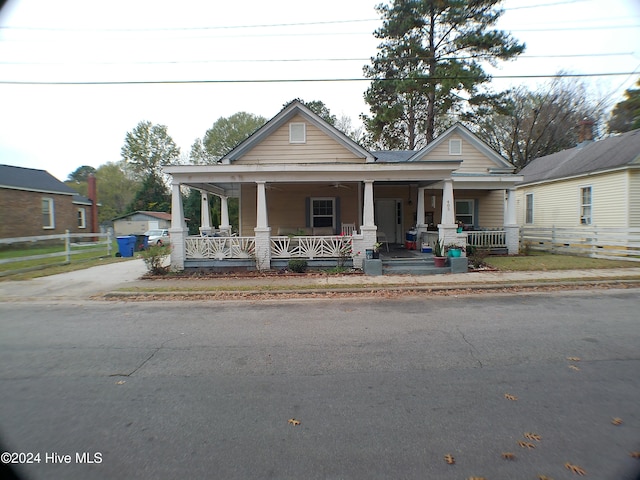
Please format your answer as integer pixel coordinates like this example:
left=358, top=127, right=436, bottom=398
left=432, top=239, right=446, bottom=267
left=445, top=243, right=465, bottom=258
left=372, top=242, right=383, bottom=259
left=457, top=221, right=464, bottom=233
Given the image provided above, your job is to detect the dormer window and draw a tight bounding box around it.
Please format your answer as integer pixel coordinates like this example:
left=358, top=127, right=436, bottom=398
left=289, top=122, right=306, bottom=144
left=449, top=138, right=462, bottom=155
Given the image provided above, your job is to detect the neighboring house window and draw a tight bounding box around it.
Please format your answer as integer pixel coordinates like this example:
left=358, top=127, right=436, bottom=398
left=455, top=199, right=474, bottom=226
left=78, top=208, right=86, bottom=228
left=580, top=186, right=592, bottom=225
left=525, top=193, right=534, bottom=224
left=311, top=198, right=334, bottom=228
left=289, top=123, right=306, bottom=144
left=42, top=197, right=54, bottom=229
left=449, top=138, right=462, bottom=155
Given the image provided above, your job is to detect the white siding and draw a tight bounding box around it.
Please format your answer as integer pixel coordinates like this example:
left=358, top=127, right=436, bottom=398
left=630, top=170, right=640, bottom=228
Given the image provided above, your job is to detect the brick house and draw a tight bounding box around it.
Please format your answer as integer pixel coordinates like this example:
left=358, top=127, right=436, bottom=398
left=0, top=164, right=97, bottom=239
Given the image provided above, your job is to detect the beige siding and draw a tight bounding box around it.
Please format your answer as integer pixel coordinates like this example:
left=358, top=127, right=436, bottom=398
left=424, top=134, right=500, bottom=173
left=235, top=115, right=364, bottom=164
left=630, top=170, right=640, bottom=228
left=478, top=190, right=505, bottom=226
left=516, top=171, right=629, bottom=228
left=239, top=183, right=360, bottom=235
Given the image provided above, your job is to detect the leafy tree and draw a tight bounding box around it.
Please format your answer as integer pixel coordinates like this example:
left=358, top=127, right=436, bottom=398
left=363, top=0, right=524, bottom=149
left=189, top=138, right=216, bottom=165
left=608, top=78, right=640, bottom=133
left=197, top=112, right=266, bottom=162
left=67, top=165, right=96, bottom=183
left=127, top=173, right=170, bottom=213
left=285, top=98, right=337, bottom=126
left=95, top=162, right=138, bottom=223
left=471, top=77, right=604, bottom=170
left=121, top=121, right=181, bottom=180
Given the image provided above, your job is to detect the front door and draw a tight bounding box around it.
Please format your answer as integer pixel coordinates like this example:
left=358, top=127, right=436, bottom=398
left=375, top=199, right=402, bottom=244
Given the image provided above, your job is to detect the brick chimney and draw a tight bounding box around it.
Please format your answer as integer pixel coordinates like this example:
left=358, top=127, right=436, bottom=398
left=578, top=118, right=594, bottom=145
left=87, top=173, right=99, bottom=233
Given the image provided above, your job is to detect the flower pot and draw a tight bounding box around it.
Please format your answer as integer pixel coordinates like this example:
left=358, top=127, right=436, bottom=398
left=434, top=256, right=447, bottom=268
left=448, top=248, right=462, bottom=258
left=457, top=227, right=463, bottom=233
left=372, top=251, right=380, bottom=259
left=365, top=249, right=374, bottom=260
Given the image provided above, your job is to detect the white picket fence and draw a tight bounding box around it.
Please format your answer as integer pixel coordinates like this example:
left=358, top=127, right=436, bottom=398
left=0, top=230, right=114, bottom=276
left=520, top=226, right=640, bottom=262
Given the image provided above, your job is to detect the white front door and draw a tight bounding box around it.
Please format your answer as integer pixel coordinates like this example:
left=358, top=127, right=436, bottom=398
left=375, top=199, right=402, bottom=244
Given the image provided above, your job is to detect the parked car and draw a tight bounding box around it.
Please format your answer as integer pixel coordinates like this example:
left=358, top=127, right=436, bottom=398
left=145, top=229, right=170, bottom=246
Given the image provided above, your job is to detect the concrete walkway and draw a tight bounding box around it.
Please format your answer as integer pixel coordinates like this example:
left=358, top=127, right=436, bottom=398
left=1, top=258, right=639, bottom=301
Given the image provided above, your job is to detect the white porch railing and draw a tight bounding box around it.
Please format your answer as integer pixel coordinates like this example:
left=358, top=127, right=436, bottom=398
left=521, top=226, right=640, bottom=262
left=466, top=229, right=506, bottom=249
left=185, top=236, right=256, bottom=259
left=271, top=235, right=352, bottom=259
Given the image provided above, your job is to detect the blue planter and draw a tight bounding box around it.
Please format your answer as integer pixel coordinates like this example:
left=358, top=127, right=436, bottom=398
left=448, top=248, right=462, bottom=258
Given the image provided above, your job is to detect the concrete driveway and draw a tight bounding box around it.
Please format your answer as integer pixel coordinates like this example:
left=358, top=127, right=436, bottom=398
left=0, top=259, right=147, bottom=301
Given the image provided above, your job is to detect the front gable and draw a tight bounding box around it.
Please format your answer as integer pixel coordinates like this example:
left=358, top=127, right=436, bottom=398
left=409, top=124, right=515, bottom=174
left=222, top=101, right=373, bottom=165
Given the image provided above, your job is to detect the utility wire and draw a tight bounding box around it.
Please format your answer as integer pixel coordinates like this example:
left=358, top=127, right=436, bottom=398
left=0, top=72, right=636, bottom=86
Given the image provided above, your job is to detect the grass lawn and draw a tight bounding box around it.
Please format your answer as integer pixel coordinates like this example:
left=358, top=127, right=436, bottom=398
left=485, top=251, right=638, bottom=271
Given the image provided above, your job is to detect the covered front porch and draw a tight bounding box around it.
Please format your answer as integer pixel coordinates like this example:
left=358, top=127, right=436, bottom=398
left=164, top=164, right=520, bottom=272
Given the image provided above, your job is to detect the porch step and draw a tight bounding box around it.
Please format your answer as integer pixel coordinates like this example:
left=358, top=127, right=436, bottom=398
left=381, top=256, right=451, bottom=276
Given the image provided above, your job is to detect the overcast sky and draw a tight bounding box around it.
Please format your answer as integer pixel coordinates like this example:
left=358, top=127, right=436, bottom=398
left=1, top=0, right=639, bottom=181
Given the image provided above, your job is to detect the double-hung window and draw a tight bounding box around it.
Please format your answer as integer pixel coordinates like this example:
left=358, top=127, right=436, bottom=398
left=311, top=198, right=334, bottom=228
left=525, top=193, right=534, bottom=224
left=580, top=186, right=592, bottom=225
left=455, top=199, right=474, bottom=227
left=42, top=198, right=54, bottom=229
left=78, top=208, right=87, bottom=228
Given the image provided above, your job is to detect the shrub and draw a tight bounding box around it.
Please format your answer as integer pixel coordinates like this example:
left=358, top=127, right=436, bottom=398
left=467, top=246, right=490, bottom=269
left=288, top=259, right=308, bottom=273
left=140, top=244, right=170, bottom=275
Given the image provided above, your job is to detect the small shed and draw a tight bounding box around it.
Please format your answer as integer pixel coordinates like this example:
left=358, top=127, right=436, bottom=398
left=112, top=211, right=172, bottom=236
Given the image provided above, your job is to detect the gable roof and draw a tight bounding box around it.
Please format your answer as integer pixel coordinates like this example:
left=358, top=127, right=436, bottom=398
left=407, top=123, right=515, bottom=172
left=519, top=128, right=640, bottom=185
left=221, top=100, right=374, bottom=163
left=0, top=164, right=78, bottom=195
left=112, top=211, right=172, bottom=221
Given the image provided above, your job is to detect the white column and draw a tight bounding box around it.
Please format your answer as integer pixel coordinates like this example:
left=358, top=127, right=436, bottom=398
left=199, top=191, right=213, bottom=235
left=256, top=181, right=269, bottom=229
left=169, top=183, right=186, bottom=271
left=363, top=180, right=374, bottom=227
left=219, top=195, right=231, bottom=235
left=416, top=187, right=427, bottom=248
left=254, top=181, right=271, bottom=270
left=438, top=178, right=459, bottom=246
left=505, top=188, right=519, bottom=255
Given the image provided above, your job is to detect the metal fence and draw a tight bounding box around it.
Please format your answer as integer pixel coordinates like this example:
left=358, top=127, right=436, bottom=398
left=520, top=226, right=640, bottom=262
left=0, top=230, right=114, bottom=276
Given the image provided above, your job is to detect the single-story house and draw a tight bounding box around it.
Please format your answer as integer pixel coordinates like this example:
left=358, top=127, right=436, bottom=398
left=516, top=128, right=640, bottom=228
left=112, top=211, right=174, bottom=236
left=0, top=164, right=97, bottom=239
left=164, top=100, right=523, bottom=271
left=515, top=127, right=640, bottom=258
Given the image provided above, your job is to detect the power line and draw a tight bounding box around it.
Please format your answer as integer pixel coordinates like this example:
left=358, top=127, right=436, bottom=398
left=0, top=72, right=637, bottom=86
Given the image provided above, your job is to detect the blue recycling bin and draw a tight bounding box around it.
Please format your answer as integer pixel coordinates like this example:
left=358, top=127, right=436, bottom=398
left=116, top=235, right=136, bottom=257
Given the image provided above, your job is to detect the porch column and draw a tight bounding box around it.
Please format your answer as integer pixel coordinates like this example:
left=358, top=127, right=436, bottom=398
left=219, top=195, right=231, bottom=235
left=416, top=187, right=427, bottom=247
left=505, top=188, right=519, bottom=255
left=169, top=182, right=187, bottom=271
left=199, top=191, right=213, bottom=236
left=254, top=181, right=271, bottom=270
left=359, top=180, right=377, bottom=268
left=438, top=178, right=459, bottom=246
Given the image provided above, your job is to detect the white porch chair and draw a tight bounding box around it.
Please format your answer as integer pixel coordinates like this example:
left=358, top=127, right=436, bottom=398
left=341, top=223, right=356, bottom=236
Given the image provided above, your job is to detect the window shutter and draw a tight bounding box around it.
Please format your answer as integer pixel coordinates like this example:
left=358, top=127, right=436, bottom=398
left=335, top=197, right=341, bottom=234
left=305, top=197, right=310, bottom=227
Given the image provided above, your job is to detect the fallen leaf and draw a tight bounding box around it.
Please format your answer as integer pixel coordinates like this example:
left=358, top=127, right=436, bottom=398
left=538, top=476, right=554, bottom=480
left=524, top=432, right=542, bottom=441
left=566, top=356, right=581, bottom=361
left=611, top=417, right=623, bottom=425
left=568, top=365, right=580, bottom=371
left=444, top=454, right=455, bottom=465
left=502, top=452, right=515, bottom=460
left=287, top=418, right=301, bottom=426
left=504, top=393, right=518, bottom=401
left=518, top=441, right=536, bottom=449
left=565, top=463, right=586, bottom=475
left=467, top=477, right=486, bottom=480
left=630, top=452, right=640, bottom=459
left=115, top=380, right=126, bottom=385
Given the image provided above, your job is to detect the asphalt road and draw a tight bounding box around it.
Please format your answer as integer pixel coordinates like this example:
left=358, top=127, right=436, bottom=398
left=1, top=290, right=639, bottom=480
